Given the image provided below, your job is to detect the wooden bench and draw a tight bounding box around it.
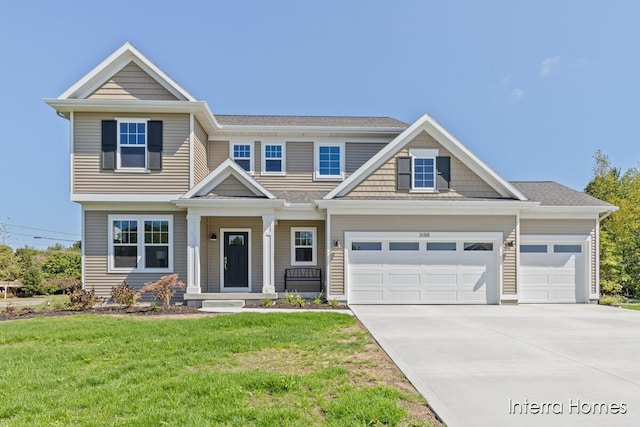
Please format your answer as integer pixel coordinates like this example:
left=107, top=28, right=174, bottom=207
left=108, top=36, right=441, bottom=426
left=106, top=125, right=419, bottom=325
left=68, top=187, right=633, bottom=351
left=284, top=268, right=322, bottom=292
left=1, top=281, right=22, bottom=299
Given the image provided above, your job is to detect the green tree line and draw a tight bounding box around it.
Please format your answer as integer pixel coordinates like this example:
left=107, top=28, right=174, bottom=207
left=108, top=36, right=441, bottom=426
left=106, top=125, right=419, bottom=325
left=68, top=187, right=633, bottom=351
left=0, top=243, right=81, bottom=296
left=585, top=150, right=640, bottom=298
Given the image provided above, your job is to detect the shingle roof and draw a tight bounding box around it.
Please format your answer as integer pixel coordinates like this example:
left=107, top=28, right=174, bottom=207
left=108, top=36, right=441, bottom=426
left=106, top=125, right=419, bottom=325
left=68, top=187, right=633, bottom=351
left=510, top=181, right=613, bottom=207
left=272, top=190, right=329, bottom=203
left=214, top=114, right=409, bottom=128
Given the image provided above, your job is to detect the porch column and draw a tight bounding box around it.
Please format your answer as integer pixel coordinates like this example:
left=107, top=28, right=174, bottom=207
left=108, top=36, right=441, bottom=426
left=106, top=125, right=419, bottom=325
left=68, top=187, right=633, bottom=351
left=186, top=213, right=201, bottom=294
left=262, top=214, right=276, bottom=294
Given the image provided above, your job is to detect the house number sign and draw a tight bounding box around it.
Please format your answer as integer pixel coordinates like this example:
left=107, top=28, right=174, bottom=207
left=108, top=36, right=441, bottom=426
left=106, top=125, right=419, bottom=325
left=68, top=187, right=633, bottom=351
left=419, top=232, right=430, bottom=238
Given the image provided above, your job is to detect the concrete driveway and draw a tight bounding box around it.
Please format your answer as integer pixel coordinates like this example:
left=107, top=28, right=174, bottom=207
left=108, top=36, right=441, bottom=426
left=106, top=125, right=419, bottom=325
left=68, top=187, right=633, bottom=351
left=351, top=304, right=640, bottom=427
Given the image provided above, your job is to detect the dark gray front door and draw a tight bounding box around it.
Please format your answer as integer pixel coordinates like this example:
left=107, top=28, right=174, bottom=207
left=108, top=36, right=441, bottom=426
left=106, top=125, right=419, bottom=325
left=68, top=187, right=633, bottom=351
left=223, top=232, right=249, bottom=288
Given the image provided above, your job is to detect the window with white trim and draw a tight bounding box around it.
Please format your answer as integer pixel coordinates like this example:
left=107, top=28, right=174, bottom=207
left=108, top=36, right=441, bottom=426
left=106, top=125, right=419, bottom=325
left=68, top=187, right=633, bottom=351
left=410, top=149, right=438, bottom=191
left=231, top=142, right=253, bottom=173
left=291, top=227, right=317, bottom=266
left=109, top=215, right=173, bottom=273
left=118, top=119, right=147, bottom=169
left=314, top=142, right=345, bottom=180
left=262, top=143, right=285, bottom=174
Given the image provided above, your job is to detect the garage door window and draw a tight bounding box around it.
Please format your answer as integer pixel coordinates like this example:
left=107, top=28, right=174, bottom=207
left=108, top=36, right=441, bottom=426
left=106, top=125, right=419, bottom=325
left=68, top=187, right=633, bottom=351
left=351, top=242, right=382, bottom=251
left=427, top=242, right=457, bottom=251
left=389, top=242, right=419, bottom=251
left=520, top=244, right=547, bottom=253
left=554, top=244, right=581, bottom=253
left=464, top=242, right=494, bottom=251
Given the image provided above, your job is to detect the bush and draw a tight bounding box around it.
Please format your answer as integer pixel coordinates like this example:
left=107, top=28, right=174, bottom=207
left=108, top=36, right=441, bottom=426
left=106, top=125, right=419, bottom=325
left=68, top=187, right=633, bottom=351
left=327, top=298, right=340, bottom=308
left=139, top=274, right=185, bottom=309
left=313, top=292, right=324, bottom=305
left=284, top=292, right=306, bottom=307
left=111, top=281, right=140, bottom=307
left=261, top=297, right=274, bottom=307
left=600, top=295, right=621, bottom=306
left=21, top=266, right=45, bottom=296
left=66, top=283, right=102, bottom=310
left=42, top=251, right=81, bottom=281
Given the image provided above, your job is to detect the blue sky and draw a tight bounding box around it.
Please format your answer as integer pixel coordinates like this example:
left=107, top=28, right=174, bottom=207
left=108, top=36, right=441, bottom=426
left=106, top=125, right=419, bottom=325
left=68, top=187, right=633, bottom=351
left=1, top=0, right=639, bottom=249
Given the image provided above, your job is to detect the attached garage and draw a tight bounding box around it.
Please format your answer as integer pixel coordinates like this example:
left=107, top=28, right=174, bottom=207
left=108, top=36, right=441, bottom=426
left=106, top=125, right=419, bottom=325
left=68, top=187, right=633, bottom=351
left=519, top=235, right=591, bottom=303
left=346, top=232, right=501, bottom=304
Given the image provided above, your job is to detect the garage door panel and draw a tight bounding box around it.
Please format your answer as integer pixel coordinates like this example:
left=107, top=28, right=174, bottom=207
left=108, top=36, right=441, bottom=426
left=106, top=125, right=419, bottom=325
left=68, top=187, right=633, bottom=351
left=389, top=272, right=421, bottom=286
left=425, top=272, right=458, bottom=285
left=350, top=271, right=384, bottom=286
left=350, top=290, right=384, bottom=303
left=388, top=290, right=422, bottom=302
left=425, top=290, right=459, bottom=303
left=461, top=289, right=488, bottom=302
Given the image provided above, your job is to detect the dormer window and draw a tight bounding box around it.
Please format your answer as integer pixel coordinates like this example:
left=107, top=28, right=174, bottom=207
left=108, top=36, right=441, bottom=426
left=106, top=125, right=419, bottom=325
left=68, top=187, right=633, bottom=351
left=230, top=141, right=254, bottom=173
left=410, top=149, right=438, bottom=192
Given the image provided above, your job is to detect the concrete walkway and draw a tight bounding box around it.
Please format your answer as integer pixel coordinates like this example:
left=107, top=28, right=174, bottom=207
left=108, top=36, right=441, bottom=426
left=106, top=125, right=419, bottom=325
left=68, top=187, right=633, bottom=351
left=351, top=304, right=640, bottom=427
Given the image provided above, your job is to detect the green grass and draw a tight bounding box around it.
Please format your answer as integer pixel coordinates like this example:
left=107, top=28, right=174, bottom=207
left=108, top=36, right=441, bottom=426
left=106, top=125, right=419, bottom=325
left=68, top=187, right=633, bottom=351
left=620, top=304, right=640, bottom=311
left=0, top=313, right=433, bottom=426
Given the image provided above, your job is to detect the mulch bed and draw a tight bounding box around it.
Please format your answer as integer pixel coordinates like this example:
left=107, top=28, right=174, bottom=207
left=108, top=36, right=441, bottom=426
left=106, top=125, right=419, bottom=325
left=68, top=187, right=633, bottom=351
left=255, top=302, right=348, bottom=310
left=0, top=305, right=201, bottom=322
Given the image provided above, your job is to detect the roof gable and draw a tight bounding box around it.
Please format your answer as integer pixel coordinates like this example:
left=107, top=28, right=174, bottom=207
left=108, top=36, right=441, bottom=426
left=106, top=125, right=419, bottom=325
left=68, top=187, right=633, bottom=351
left=58, top=42, right=196, bottom=101
left=325, top=113, right=528, bottom=201
left=182, top=159, right=276, bottom=199
left=87, top=61, right=178, bottom=100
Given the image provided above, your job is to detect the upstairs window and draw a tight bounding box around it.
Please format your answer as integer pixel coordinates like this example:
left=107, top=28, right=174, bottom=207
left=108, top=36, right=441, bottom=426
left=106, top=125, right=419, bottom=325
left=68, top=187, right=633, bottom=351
left=262, top=143, right=285, bottom=174
left=314, top=142, right=344, bottom=180
left=410, top=149, right=438, bottom=191
left=119, top=120, right=147, bottom=169
left=230, top=142, right=254, bottom=173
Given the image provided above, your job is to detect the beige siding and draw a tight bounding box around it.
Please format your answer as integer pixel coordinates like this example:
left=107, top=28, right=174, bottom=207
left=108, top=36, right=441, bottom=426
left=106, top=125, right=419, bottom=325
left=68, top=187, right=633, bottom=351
left=274, top=220, right=326, bottom=293
left=346, top=131, right=501, bottom=198
left=88, top=62, right=178, bottom=100
left=193, top=118, right=209, bottom=185
left=209, top=175, right=256, bottom=197
left=330, top=215, right=516, bottom=296
left=208, top=140, right=229, bottom=170
left=84, top=211, right=187, bottom=299
left=346, top=142, right=386, bottom=173
left=520, top=219, right=597, bottom=294
left=74, top=112, right=190, bottom=193
left=203, top=217, right=263, bottom=293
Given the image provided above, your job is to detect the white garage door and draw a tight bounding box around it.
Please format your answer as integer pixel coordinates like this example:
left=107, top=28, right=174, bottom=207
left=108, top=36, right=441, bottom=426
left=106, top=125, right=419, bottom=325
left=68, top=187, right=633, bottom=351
left=348, top=235, right=499, bottom=304
left=519, top=241, right=586, bottom=303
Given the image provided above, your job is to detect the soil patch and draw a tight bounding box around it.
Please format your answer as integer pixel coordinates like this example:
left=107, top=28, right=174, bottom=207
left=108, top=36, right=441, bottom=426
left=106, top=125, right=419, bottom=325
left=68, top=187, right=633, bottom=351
left=0, top=305, right=206, bottom=322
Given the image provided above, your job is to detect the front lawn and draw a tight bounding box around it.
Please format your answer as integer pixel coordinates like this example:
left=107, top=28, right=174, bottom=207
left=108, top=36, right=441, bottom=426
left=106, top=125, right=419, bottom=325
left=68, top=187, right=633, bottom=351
left=620, top=304, right=640, bottom=311
left=0, top=313, right=440, bottom=426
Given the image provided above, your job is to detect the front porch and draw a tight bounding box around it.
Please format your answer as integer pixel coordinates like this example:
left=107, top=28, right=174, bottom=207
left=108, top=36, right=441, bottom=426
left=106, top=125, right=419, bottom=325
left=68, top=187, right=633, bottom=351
left=184, top=212, right=326, bottom=303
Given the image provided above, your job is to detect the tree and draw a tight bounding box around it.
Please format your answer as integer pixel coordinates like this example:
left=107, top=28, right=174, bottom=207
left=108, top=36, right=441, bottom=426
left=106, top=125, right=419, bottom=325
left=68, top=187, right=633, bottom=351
left=0, top=245, right=19, bottom=281
left=585, top=151, right=640, bottom=297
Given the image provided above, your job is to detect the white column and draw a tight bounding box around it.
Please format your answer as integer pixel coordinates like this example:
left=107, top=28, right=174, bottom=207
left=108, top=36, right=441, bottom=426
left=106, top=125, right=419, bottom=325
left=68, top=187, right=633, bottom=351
left=262, top=214, right=276, bottom=294
left=186, top=213, right=201, bottom=294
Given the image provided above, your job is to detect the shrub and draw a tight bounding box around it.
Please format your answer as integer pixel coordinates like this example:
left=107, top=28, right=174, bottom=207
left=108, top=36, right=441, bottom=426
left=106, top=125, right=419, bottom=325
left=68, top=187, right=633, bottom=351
left=66, top=283, right=103, bottom=310
left=111, top=281, right=140, bottom=307
left=327, top=298, right=340, bottom=308
left=139, top=274, right=185, bottom=310
left=600, top=295, right=621, bottom=306
left=313, top=292, right=324, bottom=305
left=261, top=297, right=274, bottom=307
left=21, top=265, right=45, bottom=296
left=43, top=275, right=80, bottom=294
left=284, top=292, right=305, bottom=307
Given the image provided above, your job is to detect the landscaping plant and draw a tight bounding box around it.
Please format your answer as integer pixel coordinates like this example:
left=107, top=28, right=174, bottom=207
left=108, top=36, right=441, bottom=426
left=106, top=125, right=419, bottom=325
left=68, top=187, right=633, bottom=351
left=139, top=274, right=185, bottom=309
left=111, top=280, right=140, bottom=307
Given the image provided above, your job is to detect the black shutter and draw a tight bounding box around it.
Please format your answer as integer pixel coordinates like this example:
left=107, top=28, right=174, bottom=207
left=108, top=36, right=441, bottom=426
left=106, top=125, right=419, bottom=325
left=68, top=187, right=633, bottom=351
left=147, top=120, right=163, bottom=170
left=436, top=156, right=451, bottom=189
left=397, top=156, right=412, bottom=190
left=101, top=120, right=117, bottom=170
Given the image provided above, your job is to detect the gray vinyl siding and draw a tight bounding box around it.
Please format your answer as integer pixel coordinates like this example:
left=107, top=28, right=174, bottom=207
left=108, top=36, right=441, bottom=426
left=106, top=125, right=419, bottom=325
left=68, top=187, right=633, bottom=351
left=202, top=217, right=263, bottom=293
left=84, top=210, right=187, bottom=299
left=330, top=215, right=517, bottom=296
left=274, top=220, right=326, bottom=293
left=73, top=112, right=190, bottom=193
left=520, top=219, right=597, bottom=295
left=346, top=142, right=386, bottom=173
left=88, top=62, right=179, bottom=100
left=346, top=131, right=502, bottom=199
left=193, top=118, right=209, bottom=185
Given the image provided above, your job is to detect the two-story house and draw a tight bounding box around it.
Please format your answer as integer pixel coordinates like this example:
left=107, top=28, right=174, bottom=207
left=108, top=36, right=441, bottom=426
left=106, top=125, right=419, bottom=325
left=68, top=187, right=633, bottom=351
left=45, top=43, right=616, bottom=305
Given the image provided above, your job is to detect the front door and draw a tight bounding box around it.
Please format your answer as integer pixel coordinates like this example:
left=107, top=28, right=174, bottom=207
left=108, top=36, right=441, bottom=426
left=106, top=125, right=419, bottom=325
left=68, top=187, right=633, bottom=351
left=223, top=231, right=250, bottom=290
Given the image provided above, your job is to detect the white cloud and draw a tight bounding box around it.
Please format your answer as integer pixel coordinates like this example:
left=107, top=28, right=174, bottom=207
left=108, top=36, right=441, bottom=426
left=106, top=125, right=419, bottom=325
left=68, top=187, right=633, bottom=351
left=511, top=88, right=526, bottom=101
left=539, top=56, right=560, bottom=77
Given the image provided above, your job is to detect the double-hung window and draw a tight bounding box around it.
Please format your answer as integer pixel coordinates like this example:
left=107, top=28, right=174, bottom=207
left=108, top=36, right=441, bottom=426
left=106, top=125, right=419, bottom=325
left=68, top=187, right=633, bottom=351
left=118, top=119, right=147, bottom=169
left=291, top=227, right=317, bottom=266
left=109, top=215, right=173, bottom=273
left=314, top=142, right=345, bottom=180
left=231, top=142, right=253, bottom=173
left=410, top=149, right=438, bottom=191
left=262, top=143, right=285, bottom=174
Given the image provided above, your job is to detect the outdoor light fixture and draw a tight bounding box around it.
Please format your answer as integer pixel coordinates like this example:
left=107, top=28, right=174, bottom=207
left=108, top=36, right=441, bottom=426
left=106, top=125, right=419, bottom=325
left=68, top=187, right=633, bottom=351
left=334, top=240, right=341, bottom=248
left=504, top=240, right=515, bottom=248
left=210, top=233, right=217, bottom=241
